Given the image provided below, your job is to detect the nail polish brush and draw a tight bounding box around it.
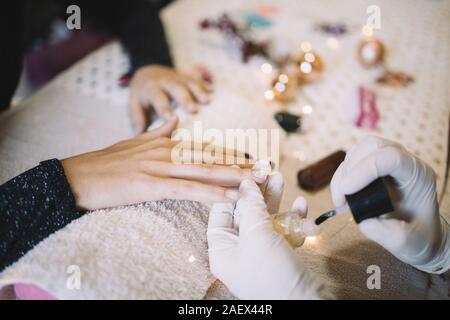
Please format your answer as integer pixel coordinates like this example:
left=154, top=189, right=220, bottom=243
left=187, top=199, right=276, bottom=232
left=272, top=178, right=394, bottom=247
left=315, top=177, right=394, bottom=225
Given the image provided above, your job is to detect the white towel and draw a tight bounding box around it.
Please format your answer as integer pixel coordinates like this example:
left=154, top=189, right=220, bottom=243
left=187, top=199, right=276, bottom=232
left=0, top=201, right=215, bottom=299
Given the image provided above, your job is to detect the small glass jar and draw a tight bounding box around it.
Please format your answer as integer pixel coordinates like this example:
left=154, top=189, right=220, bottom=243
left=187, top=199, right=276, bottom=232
left=271, top=211, right=319, bottom=247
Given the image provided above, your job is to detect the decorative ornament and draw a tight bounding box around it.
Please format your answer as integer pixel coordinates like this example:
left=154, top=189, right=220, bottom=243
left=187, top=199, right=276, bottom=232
left=358, top=37, right=385, bottom=67
left=200, top=14, right=325, bottom=107
left=265, top=72, right=298, bottom=102
left=315, top=22, right=348, bottom=36
left=292, top=50, right=324, bottom=83
left=200, top=14, right=268, bottom=62
left=357, top=37, right=414, bottom=88
left=245, top=12, right=273, bottom=29
left=264, top=50, right=324, bottom=103
left=376, top=71, right=414, bottom=87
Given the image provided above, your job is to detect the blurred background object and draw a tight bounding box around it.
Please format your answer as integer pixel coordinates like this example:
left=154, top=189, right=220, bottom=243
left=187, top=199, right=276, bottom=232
left=2, top=0, right=173, bottom=109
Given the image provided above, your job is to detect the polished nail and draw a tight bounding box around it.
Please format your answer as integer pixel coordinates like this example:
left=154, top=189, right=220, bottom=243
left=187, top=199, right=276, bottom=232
left=252, top=159, right=271, bottom=182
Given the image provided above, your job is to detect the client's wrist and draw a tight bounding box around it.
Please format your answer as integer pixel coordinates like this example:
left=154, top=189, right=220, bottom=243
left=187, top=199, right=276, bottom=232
left=60, top=155, right=90, bottom=212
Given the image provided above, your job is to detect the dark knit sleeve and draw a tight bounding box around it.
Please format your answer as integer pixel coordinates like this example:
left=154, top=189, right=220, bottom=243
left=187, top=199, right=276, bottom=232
left=94, top=0, right=173, bottom=73
left=0, top=159, right=81, bottom=271
left=117, top=2, right=174, bottom=73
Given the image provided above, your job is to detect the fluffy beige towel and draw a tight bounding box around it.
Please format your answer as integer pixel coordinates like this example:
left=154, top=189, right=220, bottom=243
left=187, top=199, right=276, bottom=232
left=0, top=201, right=214, bottom=299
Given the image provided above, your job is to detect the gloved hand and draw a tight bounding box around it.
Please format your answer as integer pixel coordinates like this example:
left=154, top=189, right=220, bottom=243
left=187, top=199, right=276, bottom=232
left=331, top=136, right=450, bottom=273
left=207, top=173, right=333, bottom=299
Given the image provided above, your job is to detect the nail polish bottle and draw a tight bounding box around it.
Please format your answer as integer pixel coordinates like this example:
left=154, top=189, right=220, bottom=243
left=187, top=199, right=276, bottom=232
left=272, top=212, right=319, bottom=247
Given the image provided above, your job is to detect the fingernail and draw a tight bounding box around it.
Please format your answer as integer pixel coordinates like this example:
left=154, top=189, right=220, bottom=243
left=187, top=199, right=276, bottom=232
left=188, top=104, right=198, bottom=113
left=133, top=127, right=143, bottom=135
left=200, top=95, right=210, bottom=104
left=225, top=189, right=239, bottom=201
left=252, top=159, right=272, bottom=182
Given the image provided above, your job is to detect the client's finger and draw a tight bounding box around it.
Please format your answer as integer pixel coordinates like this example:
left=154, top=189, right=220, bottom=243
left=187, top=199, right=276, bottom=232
left=160, top=177, right=239, bottom=203
left=144, top=162, right=265, bottom=186
left=148, top=87, right=172, bottom=119
left=164, top=82, right=198, bottom=113
left=143, top=145, right=251, bottom=167
left=186, top=80, right=210, bottom=104
left=169, top=142, right=253, bottom=167
left=129, top=95, right=148, bottom=135
left=175, top=141, right=248, bottom=160
left=139, top=115, right=179, bottom=140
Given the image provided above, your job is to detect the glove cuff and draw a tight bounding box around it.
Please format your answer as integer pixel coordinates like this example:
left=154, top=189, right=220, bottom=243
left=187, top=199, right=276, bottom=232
left=285, top=257, right=335, bottom=300
left=414, top=216, right=450, bottom=274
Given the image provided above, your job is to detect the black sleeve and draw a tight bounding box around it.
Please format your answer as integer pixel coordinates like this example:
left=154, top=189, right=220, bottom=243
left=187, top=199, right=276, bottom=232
left=0, top=1, right=24, bottom=111
left=74, top=0, right=174, bottom=73
left=113, top=0, right=174, bottom=73
left=0, top=159, right=82, bottom=272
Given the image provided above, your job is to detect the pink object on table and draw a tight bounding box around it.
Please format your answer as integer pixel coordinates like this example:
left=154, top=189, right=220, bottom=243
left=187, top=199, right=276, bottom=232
left=355, top=86, right=379, bottom=129
left=14, top=284, right=56, bottom=300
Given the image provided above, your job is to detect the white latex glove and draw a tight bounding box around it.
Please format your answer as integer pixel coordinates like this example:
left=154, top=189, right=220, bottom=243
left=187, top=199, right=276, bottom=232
left=331, top=136, right=450, bottom=274
left=207, top=173, right=333, bottom=299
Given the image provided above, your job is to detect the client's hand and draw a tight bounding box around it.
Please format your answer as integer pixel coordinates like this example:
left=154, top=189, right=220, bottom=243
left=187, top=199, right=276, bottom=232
left=207, top=175, right=333, bottom=299
left=129, top=65, right=212, bottom=134
left=61, top=116, right=260, bottom=211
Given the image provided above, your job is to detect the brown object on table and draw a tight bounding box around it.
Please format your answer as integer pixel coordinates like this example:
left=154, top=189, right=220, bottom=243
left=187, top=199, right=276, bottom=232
left=297, top=150, right=346, bottom=191
left=358, top=38, right=385, bottom=67
left=376, top=71, right=414, bottom=87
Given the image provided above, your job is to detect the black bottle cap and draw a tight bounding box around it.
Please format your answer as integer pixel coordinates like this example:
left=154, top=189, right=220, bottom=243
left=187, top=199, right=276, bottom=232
left=346, top=177, right=394, bottom=224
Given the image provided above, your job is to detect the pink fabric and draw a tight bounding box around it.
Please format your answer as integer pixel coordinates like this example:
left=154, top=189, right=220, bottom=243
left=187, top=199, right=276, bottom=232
left=14, top=284, right=56, bottom=300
